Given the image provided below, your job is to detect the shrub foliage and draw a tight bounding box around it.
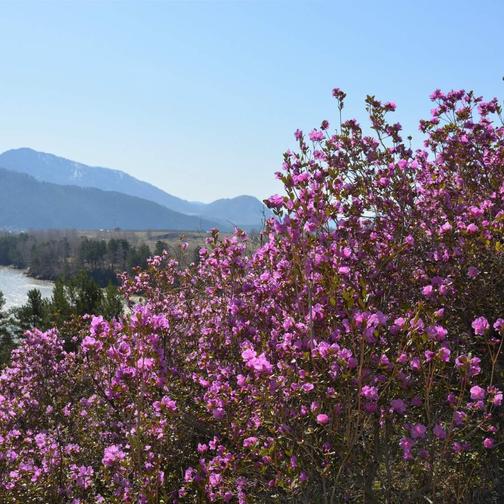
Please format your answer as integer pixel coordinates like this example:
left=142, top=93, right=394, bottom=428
left=0, top=89, right=503, bottom=502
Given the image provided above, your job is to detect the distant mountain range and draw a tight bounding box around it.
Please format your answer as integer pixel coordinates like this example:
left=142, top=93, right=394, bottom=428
left=0, top=148, right=270, bottom=231
left=0, top=168, right=219, bottom=231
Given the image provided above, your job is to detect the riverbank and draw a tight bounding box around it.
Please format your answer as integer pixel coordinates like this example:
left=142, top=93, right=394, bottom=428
left=0, top=229, right=213, bottom=287
left=0, top=266, right=54, bottom=310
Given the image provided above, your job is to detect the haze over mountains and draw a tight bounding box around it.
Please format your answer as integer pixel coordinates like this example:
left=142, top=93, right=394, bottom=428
left=0, top=148, right=269, bottom=231
left=0, top=168, right=220, bottom=231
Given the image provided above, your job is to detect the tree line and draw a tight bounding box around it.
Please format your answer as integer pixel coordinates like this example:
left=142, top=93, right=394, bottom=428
left=0, top=228, right=263, bottom=287
left=0, top=271, right=124, bottom=366
left=0, top=231, right=210, bottom=366
left=0, top=231, right=168, bottom=286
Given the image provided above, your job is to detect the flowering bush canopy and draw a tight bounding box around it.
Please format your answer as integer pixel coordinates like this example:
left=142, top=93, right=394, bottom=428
left=0, top=89, right=503, bottom=503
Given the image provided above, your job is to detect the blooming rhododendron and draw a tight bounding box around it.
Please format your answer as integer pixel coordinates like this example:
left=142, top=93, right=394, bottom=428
left=102, top=445, right=126, bottom=466
left=472, top=316, right=490, bottom=335
left=409, top=423, right=427, bottom=439
left=308, top=129, right=325, bottom=142
left=242, top=437, right=258, bottom=448
left=470, top=385, right=486, bottom=401
left=361, top=385, right=379, bottom=401
left=0, top=88, right=502, bottom=502
left=433, top=424, right=447, bottom=440
left=316, top=413, right=330, bottom=425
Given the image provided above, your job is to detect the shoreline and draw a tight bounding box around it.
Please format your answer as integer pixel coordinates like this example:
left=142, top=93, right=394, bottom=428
left=0, top=264, right=53, bottom=282
left=0, top=266, right=55, bottom=310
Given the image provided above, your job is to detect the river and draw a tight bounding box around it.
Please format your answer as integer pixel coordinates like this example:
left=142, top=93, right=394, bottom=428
left=0, top=267, right=54, bottom=310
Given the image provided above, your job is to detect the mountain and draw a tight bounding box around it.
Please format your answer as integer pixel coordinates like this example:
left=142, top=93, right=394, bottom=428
left=0, top=167, right=221, bottom=231
left=0, top=148, right=270, bottom=228
left=0, top=148, right=198, bottom=214
left=199, top=195, right=268, bottom=227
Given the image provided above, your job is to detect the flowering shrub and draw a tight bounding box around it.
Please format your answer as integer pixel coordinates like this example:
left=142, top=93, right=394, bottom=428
left=0, top=89, right=503, bottom=502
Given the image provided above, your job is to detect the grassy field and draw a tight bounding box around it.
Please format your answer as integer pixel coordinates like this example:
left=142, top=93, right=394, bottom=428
left=77, top=229, right=210, bottom=251
left=77, top=228, right=263, bottom=255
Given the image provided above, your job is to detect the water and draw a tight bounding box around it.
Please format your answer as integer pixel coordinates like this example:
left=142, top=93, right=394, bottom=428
left=0, top=267, right=54, bottom=310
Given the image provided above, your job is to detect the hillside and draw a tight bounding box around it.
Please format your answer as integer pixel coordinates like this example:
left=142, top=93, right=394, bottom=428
left=0, top=167, right=221, bottom=231
left=200, top=195, right=269, bottom=227
left=0, top=148, right=270, bottom=227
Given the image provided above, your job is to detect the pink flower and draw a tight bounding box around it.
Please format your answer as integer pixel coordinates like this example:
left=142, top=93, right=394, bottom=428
left=245, top=352, right=273, bottom=374
left=316, top=413, right=330, bottom=425
left=241, top=348, right=257, bottom=361
left=491, top=392, right=503, bottom=406
left=212, top=408, right=225, bottom=420
left=483, top=437, right=494, bottom=449
left=472, top=317, right=489, bottom=335
left=338, top=266, right=350, bottom=275
left=469, top=205, right=484, bottom=217
left=266, top=194, right=284, bottom=209
left=428, top=325, right=447, bottom=341
left=184, top=467, right=197, bottom=482
left=470, top=385, right=485, bottom=401
left=397, top=352, right=408, bottom=364
left=136, top=357, right=154, bottom=370
left=379, top=354, right=390, bottom=366
left=410, top=357, right=421, bottom=371
left=404, top=235, right=415, bottom=246
left=117, top=341, right=131, bottom=357
left=399, top=437, right=414, bottom=460
left=90, top=315, right=107, bottom=336
left=469, top=356, right=481, bottom=376
left=439, top=222, right=452, bottom=234
left=467, top=266, right=479, bottom=278
left=433, top=424, right=446, bottom=440
left=438, top=347, right=451, bottom=362
left=243, top=437, right=258, bottom=448
left=466, top=223, right=479, bottom=234
left=309, top=129, right=324, bottom=142
left=102, top=445, right=126, bottom=466
left=34, top=433, right=47, bottom=449
left=452, top=442, right=465, bottom=454
left=160, top=396, right=177, bottom=412
left=410, top=423, right=427, bottom=439
left=81, top=336, right=98, bottom=353
left=209, top=472, right=222, bottom=487
left=361, top=385, right=379, bottom=401
left=494, top=318, right=504, bottom=332
left=422, top=285, right=433, bottom=298
left=331, top=87, right=345, bottom=99
left=424, top=350, right=434, bottom=362
left=302, top=383, right=314, bottom=393
left=453, top=410, right=467, bottom=426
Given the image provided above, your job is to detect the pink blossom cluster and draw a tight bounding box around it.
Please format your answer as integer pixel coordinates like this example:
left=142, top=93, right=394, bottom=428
left=0, top=88, right=502, bottom=502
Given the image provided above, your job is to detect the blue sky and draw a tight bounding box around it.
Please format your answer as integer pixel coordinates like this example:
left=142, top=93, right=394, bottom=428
left=0, top=0, right=502, bottom=202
